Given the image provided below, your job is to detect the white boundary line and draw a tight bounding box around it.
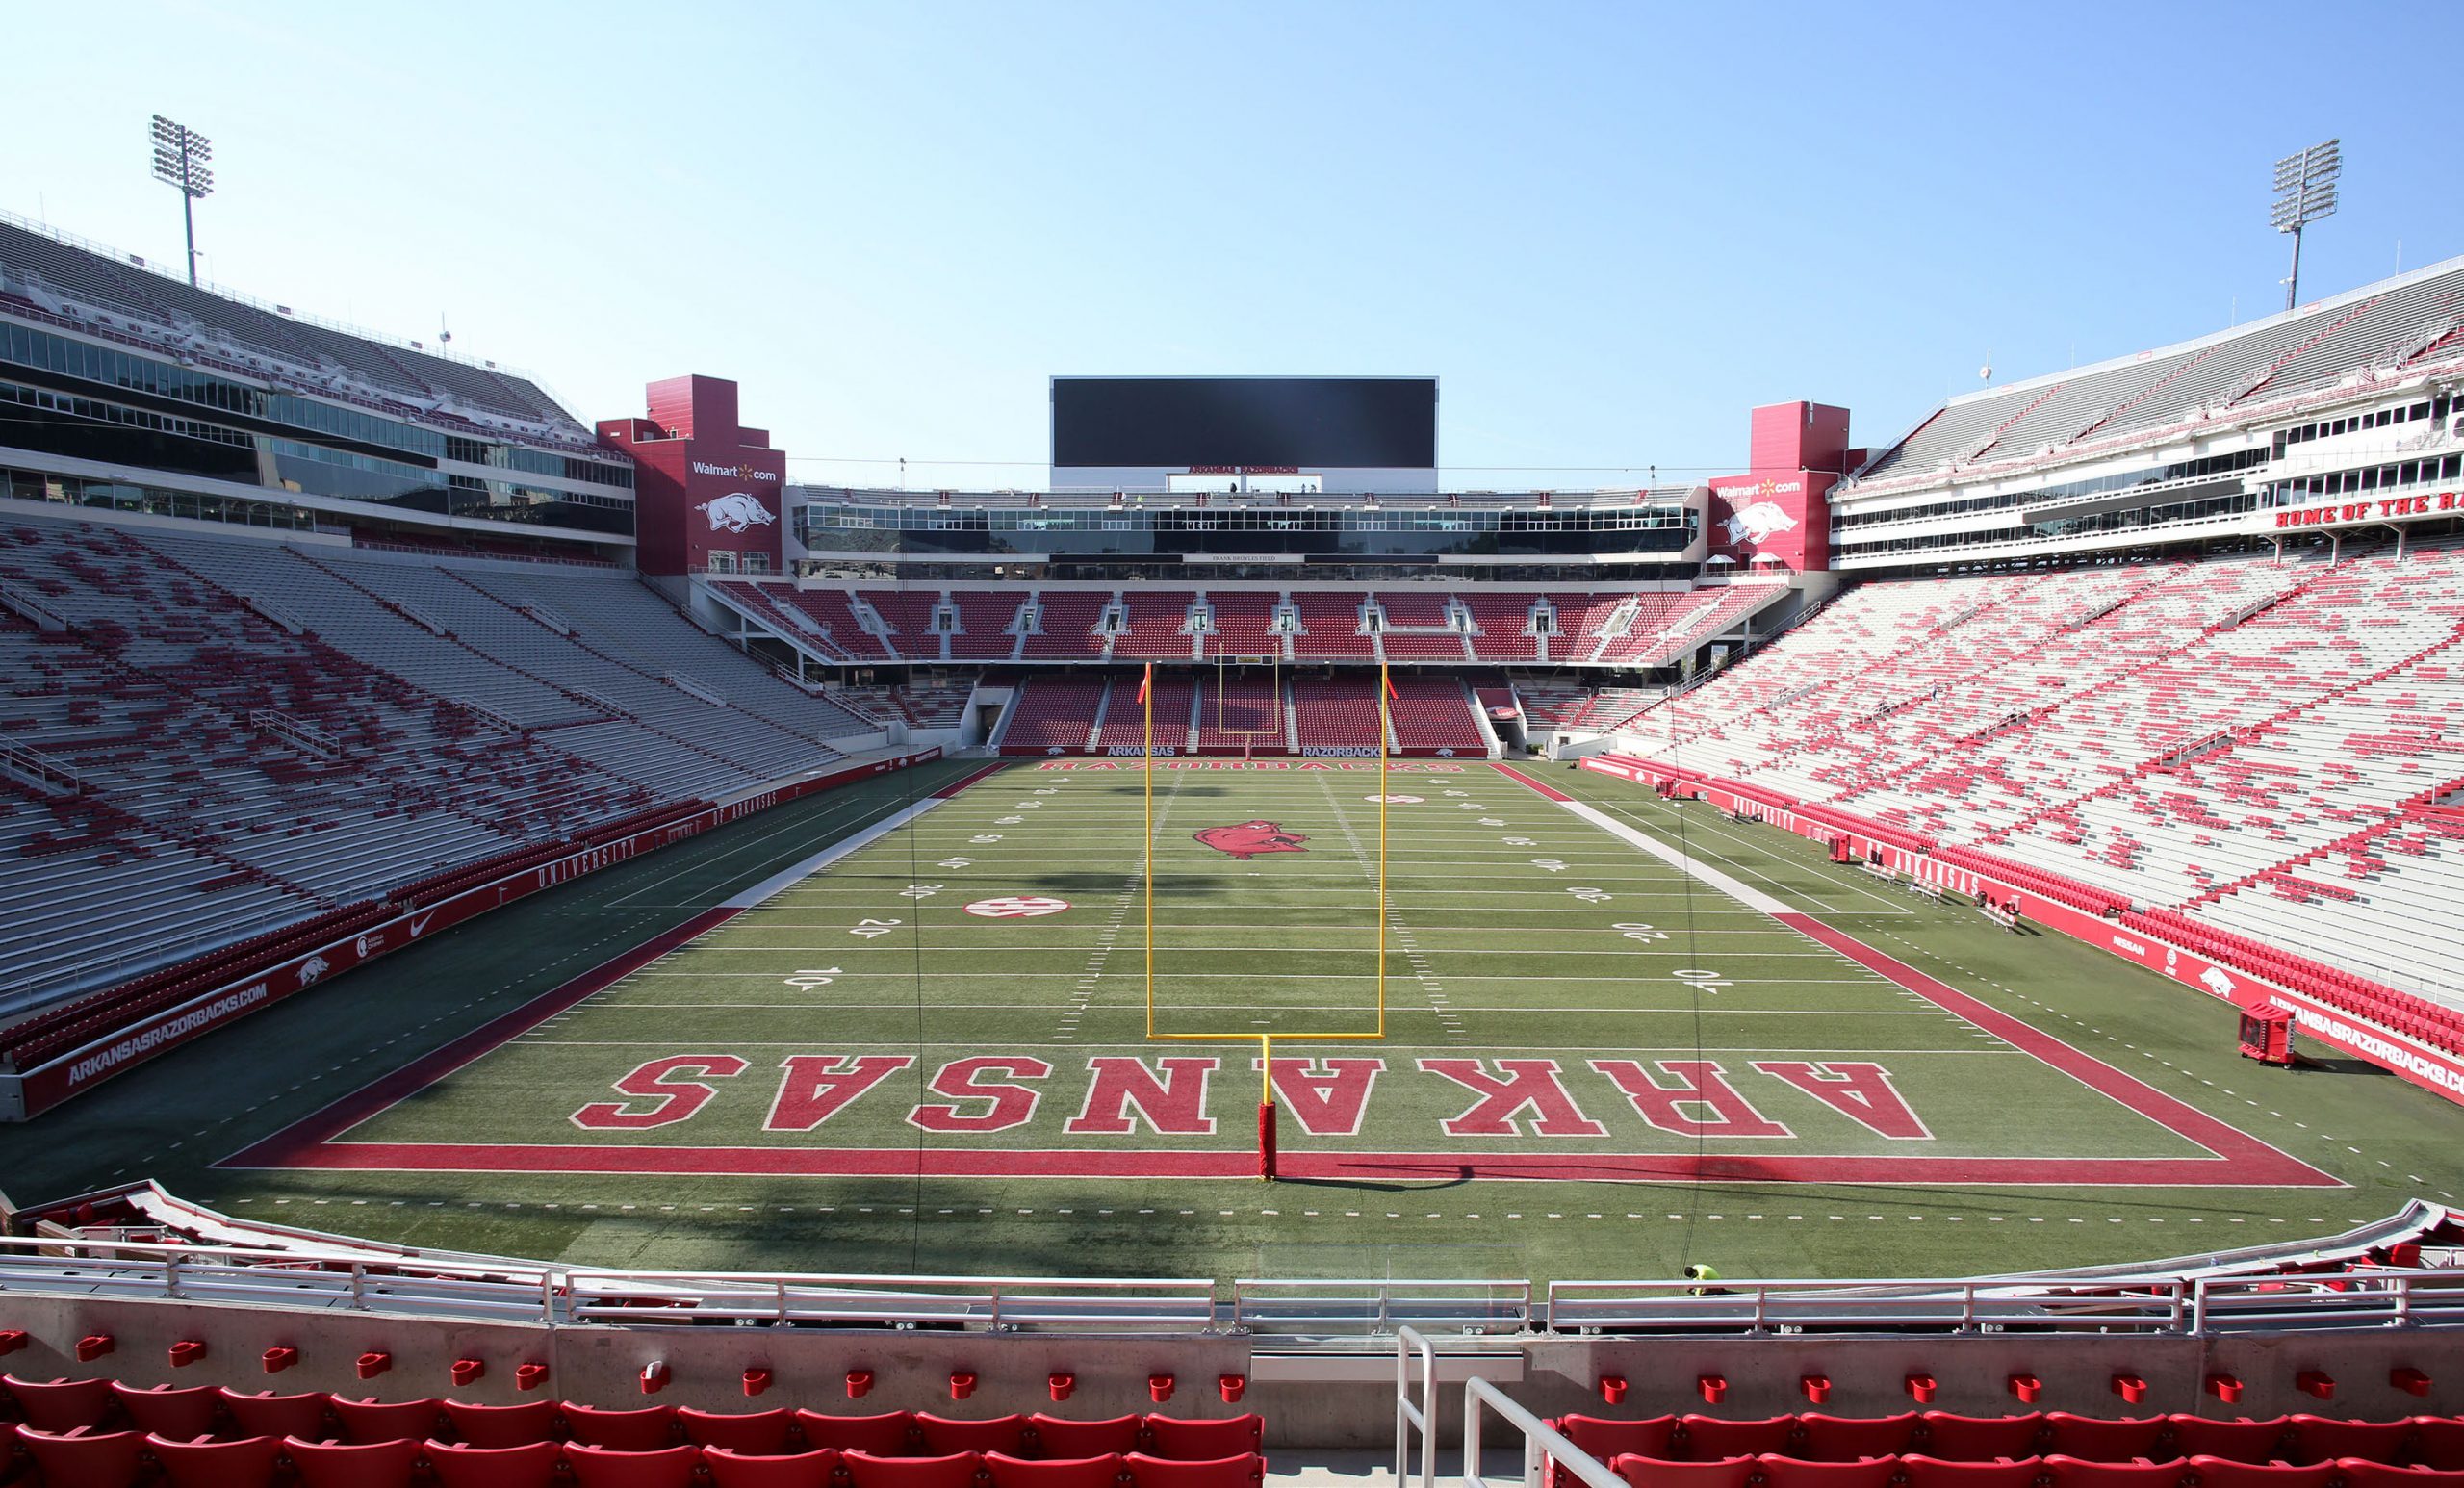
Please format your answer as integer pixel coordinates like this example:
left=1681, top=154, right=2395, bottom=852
left=721, top=798, right=951, bottom=911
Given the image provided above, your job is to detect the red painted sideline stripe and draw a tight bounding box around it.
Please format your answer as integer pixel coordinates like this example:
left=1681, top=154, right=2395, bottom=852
left=1489, top=760, right=1575, bottom=802
left=931, top=762, right=1008, bottom=798
left=1775, top=912, right=2339, bottom=1189
left=218, top=906, right=740, bottom=1167
left=259, top=1142, right=2336, bottom=1186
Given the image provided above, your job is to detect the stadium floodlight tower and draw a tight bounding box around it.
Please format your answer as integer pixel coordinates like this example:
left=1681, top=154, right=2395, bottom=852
left=149, top=115, right=215, bottom=288
left=2271, top=138, right=2340, bottom=312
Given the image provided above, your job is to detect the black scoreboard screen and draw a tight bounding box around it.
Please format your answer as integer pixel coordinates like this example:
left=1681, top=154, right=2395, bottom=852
left=1051, top=377, right=1437, bottom=469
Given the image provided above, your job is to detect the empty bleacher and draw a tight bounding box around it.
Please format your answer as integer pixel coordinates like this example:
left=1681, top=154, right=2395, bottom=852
left=1599, top=549, right=2464, bottom=1011
left=0, top=510, right=883, bottom=1015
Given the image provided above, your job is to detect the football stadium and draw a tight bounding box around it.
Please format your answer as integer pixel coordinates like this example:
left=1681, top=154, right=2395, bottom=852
left=5, top=8, right=2464, bottom=1483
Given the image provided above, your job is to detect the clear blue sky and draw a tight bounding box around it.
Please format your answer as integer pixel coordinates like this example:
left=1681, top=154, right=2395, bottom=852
left=11, top=0, right=2457, bottom=487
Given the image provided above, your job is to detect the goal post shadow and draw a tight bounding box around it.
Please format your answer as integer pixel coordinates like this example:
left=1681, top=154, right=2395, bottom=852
left=1141, top=660, right=1394, bottom=1179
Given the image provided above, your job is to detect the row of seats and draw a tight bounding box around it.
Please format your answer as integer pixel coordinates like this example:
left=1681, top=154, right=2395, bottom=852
left=1, top=1427, right=1263, bottom=1488
left=0, top=1382, right=1259, bottom=1459
left=1598, top=1450, right=2460, bottom=1488
left=996, top=672, right=1485, bottom=755
left=714, top=585, right=1772, bottom=666
left=1603, top=549, right=2464, bottom=1007
left=1553, top=1414, right=2464, bottom=1467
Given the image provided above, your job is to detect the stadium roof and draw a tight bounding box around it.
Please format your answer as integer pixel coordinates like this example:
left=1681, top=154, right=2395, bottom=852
left=1853, top=254, right=2464, bottom=490
left=0, top=212, right=586, bottom=443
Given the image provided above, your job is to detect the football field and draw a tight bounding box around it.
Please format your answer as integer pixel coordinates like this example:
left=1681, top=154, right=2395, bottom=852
left=231, top=760, right=2335, bottom=1193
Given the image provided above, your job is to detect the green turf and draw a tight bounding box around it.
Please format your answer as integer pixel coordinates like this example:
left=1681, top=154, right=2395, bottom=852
left=4, top=757, right=2460, bottom=1287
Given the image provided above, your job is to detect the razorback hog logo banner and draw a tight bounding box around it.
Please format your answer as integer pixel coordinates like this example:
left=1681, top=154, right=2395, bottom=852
left=1192, top=820, right=1309, bottom=859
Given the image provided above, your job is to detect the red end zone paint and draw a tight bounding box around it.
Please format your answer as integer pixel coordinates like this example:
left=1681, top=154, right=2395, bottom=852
left=931, top=762, right=1008, bottom=798
left=1773, top=913, right=2334, bottom=1188
left=1489, top=761, right=1575, bottom=801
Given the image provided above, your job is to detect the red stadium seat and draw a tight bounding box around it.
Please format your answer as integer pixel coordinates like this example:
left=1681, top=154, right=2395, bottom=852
left=1610, top=1453, right=1759, bottom=1488
left=843, top=1450, right=985, bottom=1488
left=332, top=1398, right=447, bottom=1444
left=1560, top=1417, right=1681, bottom=1461
left=2340, top=1462, right=2464, bottom=1488
left=442, top=1399, right=561, bottom=1448
left=284, top=1435, right=424, bottom=1488
left=1899, top=1454, right=2045, bottom=1488
left=2, top=1375, right=114, bottom=1432
left=1030, top=1416, right=1144, bottom=1458
left=16, top=1426, right=148, bottom=1488
left=916, top=1413, right=1031, bottom=1454
left=424, top=1439, right=566, bottom=1488
left=985, top=1452, right=1128, bottom=1488
left=2285, top=1417, right=2415, bottom=1465
left=1797, top=1415, right=1919, bottom=1460
left=1680, top=1417, right=1797, bottom=1460
left=1122, top=1452, right=1264, bottom=1488
left=2165, top=1419, right=2289, bottom=1463
left=681, top=1409, right=798, bottom=1454
left=111, top=1382, right=222, bottom=1439
left=218, top=1389, right=330, bottom=1441
left=1142, top=1417, right=1262, bottom=1461
left=705, top=1448, right=841, bottom=1488
left=2043, top=1416, right=2170, bottom=1462
left=564, top=1404, right=680, bottom=1450
left=148, top=1432, right=283, bottom=1488
left=2042, top=1454, right=2191, bottom=1487
left=795, top=1410, right=917, bottom=1454
left=1918, top=1415, right=2045, bottom=1459
left=2183, top=1457, right=2338, bottom=1488
left=2412, top=1420, right=2464, bottom=1473
left=1757, top=1455, right=1899, bottom=1488
left=565, top=1442, right=704, bottom=1488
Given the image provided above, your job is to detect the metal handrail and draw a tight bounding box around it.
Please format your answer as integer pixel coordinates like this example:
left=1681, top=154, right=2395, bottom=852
left=1396, top=1326, right=1437, bottom=1488
left=1465, top=1374, right=1624, bottom=1488
left=1233, top=1278, right=1534, bottom=1335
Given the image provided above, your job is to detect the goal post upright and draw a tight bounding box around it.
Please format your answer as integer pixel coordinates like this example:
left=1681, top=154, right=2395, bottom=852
left=1143, top=660, right=1389, bottom=1181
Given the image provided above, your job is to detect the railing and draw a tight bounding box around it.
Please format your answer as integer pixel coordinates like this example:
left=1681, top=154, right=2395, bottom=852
left=250, top=708, right=341, bottom=760
left=0, top=740, right=83, bottom=797
left=663, top=672, right=728, bottom=707
left=8, top=1229, right=2464, bottom=1339
left=566, top=1272, right=1218, bottom=1331
left=1464, top=1374, right=1622, bottom=1488
left=1396, top=1327, right=1437, bottom=1488
left=0, top=577, right=69, bottom=632
left=1231, top=1279, right=1534, bottom=1336
left=519, top=603, right=576, bottom=636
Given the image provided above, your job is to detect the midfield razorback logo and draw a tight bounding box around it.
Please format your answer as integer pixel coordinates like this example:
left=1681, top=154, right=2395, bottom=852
left=1192, top=820, right=1309, bottom=859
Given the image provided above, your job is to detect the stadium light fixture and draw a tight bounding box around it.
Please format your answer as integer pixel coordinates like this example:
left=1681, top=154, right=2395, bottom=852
left=2271, top=138, right=2340, bottom=312
left=149, top=115, right=216, bottom=288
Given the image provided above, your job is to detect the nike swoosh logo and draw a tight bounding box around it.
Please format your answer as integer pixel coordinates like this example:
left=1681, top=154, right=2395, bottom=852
left=408, top=911, right=436, bottom=937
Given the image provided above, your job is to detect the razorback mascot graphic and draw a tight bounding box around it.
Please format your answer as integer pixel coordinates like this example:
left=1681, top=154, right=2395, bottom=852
left=1193, top=820, right=1310, bottom=860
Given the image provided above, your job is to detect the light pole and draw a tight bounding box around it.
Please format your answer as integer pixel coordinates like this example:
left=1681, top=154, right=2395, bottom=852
left=150, top=115, right=216, bottom=288
left=2271, top=139, right=2340, bottom=312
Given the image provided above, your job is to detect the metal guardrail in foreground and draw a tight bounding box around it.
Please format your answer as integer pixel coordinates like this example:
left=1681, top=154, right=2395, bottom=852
left=565, top=1271, right=1217, bottom=1330
left=1464, top=1373, right=1624, bottom=1488
left=1396, top=1326, right=1437, bottom=1488
left=10, top=1233, right=2464, bottom=1339
left=1232, top=1279, right=1533, bottom=1336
